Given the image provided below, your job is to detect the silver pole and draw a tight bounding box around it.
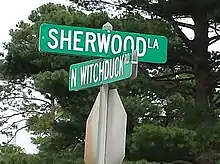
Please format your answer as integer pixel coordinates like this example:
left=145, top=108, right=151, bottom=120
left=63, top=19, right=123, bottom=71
left=97, top=22, right=113, bottom=164
left=130, top=50, right=138, bottom=80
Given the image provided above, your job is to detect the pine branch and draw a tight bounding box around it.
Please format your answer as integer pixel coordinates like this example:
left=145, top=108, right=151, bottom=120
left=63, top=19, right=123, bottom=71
left=0, top=112, right=26, bottom=119
left=72, top=0, right=121, bottom=10
left=0, top=110, right=44, bottom=119
left=141, top=1, right=195, bottom=50
left=170, top=160, right=194, bottom=164
left=211, top=72, right=220, bottom=87
left=208, top=21, right=220, bottom=46
left=2, top=96, right=51, bottom=105
left=165, top=83, right=195, bottom=97
left=151, top=70, right=193, bottom=80
left=210, top=60, right=220, bottom=68
left=0, top=119, right=28, bottom=132
left=154, top=77, right=195, bottom=82
left=208, top=35, right=220, bottom=45
left=6, top=123, right=34, bottom=145
left=210, top=96, right=220, bottom=108
left=175, top=20, right=195, bottom=30
left=73, top=0, right=194, bottom=53
left=169, top=17, right=194, bottom=50
left=8, top=80, right=46, bottom=95
left=209, top=24, right=220, bottom=33
left=149, top=115, right=181, bottom=119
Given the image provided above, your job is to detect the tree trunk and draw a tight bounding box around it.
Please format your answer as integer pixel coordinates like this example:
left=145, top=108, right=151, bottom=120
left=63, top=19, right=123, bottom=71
left=192, top=8, right=211, bottom=126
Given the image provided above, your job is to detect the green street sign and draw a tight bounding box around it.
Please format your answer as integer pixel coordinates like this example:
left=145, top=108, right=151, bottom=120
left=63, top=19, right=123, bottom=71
left=39, top=23, right=167, bottom=63
left=69, top=51, right=133, bottom=91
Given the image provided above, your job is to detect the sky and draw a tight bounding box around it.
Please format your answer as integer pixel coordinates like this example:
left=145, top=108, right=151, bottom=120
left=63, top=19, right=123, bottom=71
left=0, top=0, right=220, bottom=155
left=0, top=0, right=70, bottom=51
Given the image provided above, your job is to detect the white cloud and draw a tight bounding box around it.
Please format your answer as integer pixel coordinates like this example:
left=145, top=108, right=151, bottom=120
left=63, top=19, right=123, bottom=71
left=0, top=0, right=70, bottom=51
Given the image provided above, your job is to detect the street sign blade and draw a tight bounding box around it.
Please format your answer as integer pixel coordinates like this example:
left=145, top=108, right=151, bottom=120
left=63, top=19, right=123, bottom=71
left=68, top=51, right=133, bottom=91
left=39, top=23, right=167, bottom=63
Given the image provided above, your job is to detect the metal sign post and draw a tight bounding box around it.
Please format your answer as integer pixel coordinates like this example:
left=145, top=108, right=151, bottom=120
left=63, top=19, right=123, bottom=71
left=97, top=22, right=113, bottom=164
left=97, top=84, right=108, bottom=164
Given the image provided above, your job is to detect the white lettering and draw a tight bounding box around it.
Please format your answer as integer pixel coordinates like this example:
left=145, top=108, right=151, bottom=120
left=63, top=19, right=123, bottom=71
left=111, top=34, right=122, bottom=54
left=136, top=37, right=147, bottom=57
left=153, top=39, right=159, bottom=49
left=104, top=60, right=110, bottom=80
left=148, top=38, right=153, bottom=48
left=47, top=28, right=58, bottom=49
left=119, top=55, right=124, bottom=76
left=93, top=63, right=98, bottom=83
left=109, top=58, right=114, bottom=79
left=73, top=31, right=83, bottom=51
left=89, top=64, right=94, bottom=83
left=85, top=32, right=96, bottom=52
left=115, top=57, right=119, bottom=77
left=60, top=30, right=71, bottom=50
left=99, top=62, right=104, bottom=82
left=71, top=68, right=77, bottom=87
left=97, top=33, right=111, bottom=53
left=80, top=66, right=88, bottom=85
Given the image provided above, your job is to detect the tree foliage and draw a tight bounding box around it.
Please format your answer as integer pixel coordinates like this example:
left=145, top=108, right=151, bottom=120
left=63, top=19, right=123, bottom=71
left=1, top=1, right=220, bottom=164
